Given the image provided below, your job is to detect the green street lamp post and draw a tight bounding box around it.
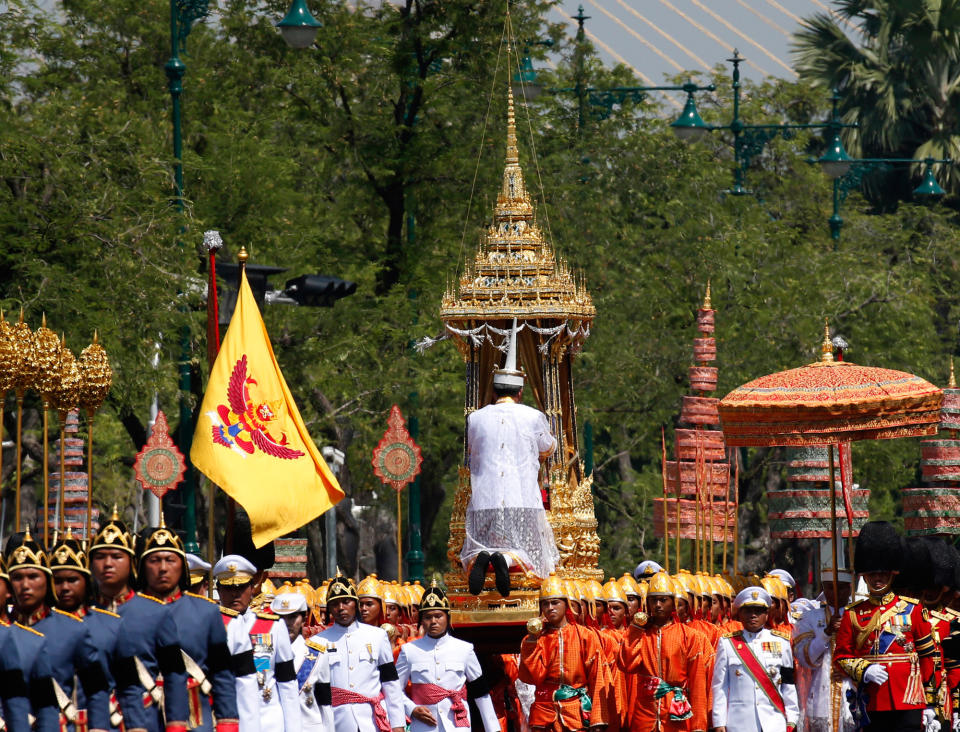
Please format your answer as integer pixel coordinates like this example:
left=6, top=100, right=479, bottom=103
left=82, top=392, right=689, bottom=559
left=164, top=0, right=322, bottom=551
left=817, top=156, right=951, bottom=240
left=672, top=52, right=856, bottom=196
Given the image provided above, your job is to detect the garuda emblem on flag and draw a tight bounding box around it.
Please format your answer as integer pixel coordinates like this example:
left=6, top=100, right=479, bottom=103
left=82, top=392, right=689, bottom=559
left=208, top=354, right=305, bottom=460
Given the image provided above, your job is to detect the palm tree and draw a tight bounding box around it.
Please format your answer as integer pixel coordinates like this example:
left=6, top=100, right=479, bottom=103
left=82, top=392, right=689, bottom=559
left=793, top=0, right=960, bottom=193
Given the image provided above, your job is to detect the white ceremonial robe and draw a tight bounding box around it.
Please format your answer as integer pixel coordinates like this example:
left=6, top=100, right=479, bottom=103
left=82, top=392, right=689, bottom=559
left=290, top=635, right=333, bottom=732
left=712, top=628, right=800, bottom=732
left=225, top=614, right=260, bottom=732
left=396, top=633, right=499, bottom=732
left=316, top=620, right=404, bottom=732
left=241, top=610, right=301, bottom=732
left=792, top=599, right=855, bottom=732
left=461, top=400, right=559, bottom=578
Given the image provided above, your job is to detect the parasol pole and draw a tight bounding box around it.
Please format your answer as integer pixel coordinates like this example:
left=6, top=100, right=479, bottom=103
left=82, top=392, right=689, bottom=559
left=661, top=426, right=670, bottom=572
left=708, top=455, right=715, bottom=573
left=828, top=443, right=840, bottom=607
left=733, top=450, right=739, bottom=575
left=722, top=457, right=730, bottom=573
left=675, top=441, right=682, bottom=572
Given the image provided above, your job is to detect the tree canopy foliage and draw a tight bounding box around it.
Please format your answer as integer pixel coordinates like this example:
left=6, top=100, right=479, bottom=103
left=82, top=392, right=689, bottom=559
left=2, top=0, right=960, bottom=583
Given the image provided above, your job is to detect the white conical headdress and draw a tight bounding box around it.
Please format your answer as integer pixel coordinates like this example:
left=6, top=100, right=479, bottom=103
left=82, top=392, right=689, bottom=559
left=493, top=318, right=524, bottom=389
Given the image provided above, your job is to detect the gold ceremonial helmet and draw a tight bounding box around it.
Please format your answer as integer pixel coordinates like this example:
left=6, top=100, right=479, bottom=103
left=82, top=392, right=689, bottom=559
left=762, top=575, right=788, bottom=601
left=695, top=572, right=713, bottom=597
left=618, top=572, right=642, bottom=598
left=293, top=580, right=314, bottom=607
left=719, top=576, right=735, bottom=598
left=586, top=579, right=604, bottom=604
left=357, top=573, right=383, bottom=600
left=260, top=577, right=277, bottom=595
left=381, top=582, right=402, bottom=608
left=6, top=526, right=51, bottom=576
left=419, top=580, right=450, bottom=612
left=408, top=580, right=425, bottom=606
left=646, top=570, right=676, bottom=597
left=602, top=578, right=628, bottom=604
left=49, top=528, right=89, bottom=576
left=315, top=581, right=328, bottom=608
left=89, top=505, right=136, bottom=558
left=673, top=569, right=695, bottom=595
left=562, top=579, right=578, bottom=603
left=326, top=570, right=358, bottom=603
left=671, top=577, right=687, bottom=602
left=396, top=584, right=412, bottom=608
left=539, top=572, right=567, bottom=601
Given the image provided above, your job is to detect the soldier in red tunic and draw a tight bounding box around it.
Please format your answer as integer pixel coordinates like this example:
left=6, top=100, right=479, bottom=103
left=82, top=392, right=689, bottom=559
left=834, top=521, right=939, bottom=732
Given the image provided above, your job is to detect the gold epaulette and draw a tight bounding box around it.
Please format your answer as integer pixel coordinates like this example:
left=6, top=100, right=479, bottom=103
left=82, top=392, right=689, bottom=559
left=256, top=611, right=280, bottom=621
left=186, top=591, right=216, bottom=604
left=14, top=623, right=43, bottom=636
left=790, top=611, right=803, bottom=620
left=90, top=607, right=120, bottom=619
left=305, top=638, right=329, bottom=652
left=220, top=607, right=239, bottom=617
left=137, top=592, right=164, bottom=604
left=771, top=629, right=791, bottom=640
left=722, top=630, right=741, bottom=639
left=53, top=608, right=82, bottom=622
left=900, top=596, right=919, bottom=605
left=846, top=598, right=867, bottom=610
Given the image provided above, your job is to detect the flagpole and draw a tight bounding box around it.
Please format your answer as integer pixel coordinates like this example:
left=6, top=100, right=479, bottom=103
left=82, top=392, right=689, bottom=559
left=661, top=426, right=669, bottom=573
left=204, top=235, right=223, bottom=598
left=224, top=247, right=246, bottom=553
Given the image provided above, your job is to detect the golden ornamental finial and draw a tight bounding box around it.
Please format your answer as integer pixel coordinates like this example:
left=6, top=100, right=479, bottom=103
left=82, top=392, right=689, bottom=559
left=821, top=318, right=834, bottom=363
left=506, top=85, right=518, bottom=165
left=24, top=524, right=32, bottom=541
left=238, top=247, right=248, bottom=264
left=93, top=330, right=99, bottom=345
left=111, top=504, right=119, bottom=521
left=703, top=279, right=712, bottom=310
left=159, top=512, right=166, bottom=528
left=41, top=312, right=46, bottom=328
left=950, top=357, right=956, bottom=389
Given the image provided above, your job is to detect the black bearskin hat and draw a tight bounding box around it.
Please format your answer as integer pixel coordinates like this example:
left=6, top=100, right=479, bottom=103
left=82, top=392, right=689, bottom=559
left=926, top=538, right=957, bottom=589
left=232, top=509, right=275, bottom=573
left=892, top=538, right=933, bottom=594
left=854, top=521, right=903, bottom=574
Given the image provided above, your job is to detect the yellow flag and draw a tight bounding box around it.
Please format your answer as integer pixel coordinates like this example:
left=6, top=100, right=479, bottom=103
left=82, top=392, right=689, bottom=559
left=191, top=269, right=343, bottom=547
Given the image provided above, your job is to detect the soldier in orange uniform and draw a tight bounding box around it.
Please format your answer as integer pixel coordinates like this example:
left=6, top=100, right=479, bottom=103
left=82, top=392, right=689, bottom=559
left=519, top=573, right=610, bottom=731
left=834, top=522, right=939, bottom=732
left=597, top=579, right=631, bottom=732
left=616, top=571, right=708, bottom=732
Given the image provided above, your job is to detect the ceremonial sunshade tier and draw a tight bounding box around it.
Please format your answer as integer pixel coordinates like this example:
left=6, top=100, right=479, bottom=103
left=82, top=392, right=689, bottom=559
left=718, top=324, right=943, bottom=587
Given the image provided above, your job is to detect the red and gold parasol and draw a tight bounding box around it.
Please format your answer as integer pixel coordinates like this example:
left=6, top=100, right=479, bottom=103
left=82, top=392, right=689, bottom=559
left=718, top=321, right=943, bottom=592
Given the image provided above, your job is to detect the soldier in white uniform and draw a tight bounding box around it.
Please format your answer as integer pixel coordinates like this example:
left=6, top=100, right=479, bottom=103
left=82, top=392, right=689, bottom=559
left=271, top=592, right=332, bottom=732
left=223, top=606, right=261, bottom=732
left=461, top=319, right=559, bottom=596
left=792, top=566, right=855, bottom=732
left=712, top=586, right=799, bottom=732
left=315, top=573, right=404, bottom=732
left=396, top=583, right=499, bottom=732
left=214, top=555, right=300, bottom=732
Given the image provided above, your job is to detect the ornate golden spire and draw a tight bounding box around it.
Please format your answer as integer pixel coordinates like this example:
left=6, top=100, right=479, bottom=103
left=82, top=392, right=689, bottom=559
left=506, top=85, right=518, bottom=165
left=950, top=357, right=956, bottom=389
left=820, top=318, right=834, bottom=363
left=111, top=504, right=119, bottom=521
left=702, top=279, right=712, bottom=310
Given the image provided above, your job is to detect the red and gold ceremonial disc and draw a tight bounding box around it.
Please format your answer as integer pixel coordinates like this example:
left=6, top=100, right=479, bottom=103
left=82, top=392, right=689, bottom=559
left=134, top=410, right=187, bottom=498
left=372, top=404, right=422, bottom=492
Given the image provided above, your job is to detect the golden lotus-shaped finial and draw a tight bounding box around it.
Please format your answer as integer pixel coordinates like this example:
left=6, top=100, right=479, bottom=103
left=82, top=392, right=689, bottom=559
left=28, top=314, right=63, bottom=400
left=526, top=617, right=543, bottom=636
left=50, top=337, right=82, bottom=417
left=10, top=310, right=36, bottom=395
left=0, top=311, right=16, bottom=394
left=78, top=331, right=112, bottom=413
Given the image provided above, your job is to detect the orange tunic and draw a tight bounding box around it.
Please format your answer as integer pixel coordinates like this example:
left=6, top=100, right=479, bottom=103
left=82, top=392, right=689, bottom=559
left=617, top=620, right=708, bottom=732
left=598, top=627, right=629, bottom=731
left=519, top=623, right=610, bottom=730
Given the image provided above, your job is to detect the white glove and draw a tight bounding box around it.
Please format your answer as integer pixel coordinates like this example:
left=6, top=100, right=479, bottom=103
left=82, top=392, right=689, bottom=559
left=924, top=708, right=940, bottom=732
left=862, top=664, right=889, bottom=685
left=951, top=711, right=958, bottom=731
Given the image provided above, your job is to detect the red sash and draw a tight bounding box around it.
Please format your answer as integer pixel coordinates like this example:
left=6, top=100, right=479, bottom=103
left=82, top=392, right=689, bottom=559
left=410, top=683, right=469, bottom=727
left=727, top=632, right=787, bottom=717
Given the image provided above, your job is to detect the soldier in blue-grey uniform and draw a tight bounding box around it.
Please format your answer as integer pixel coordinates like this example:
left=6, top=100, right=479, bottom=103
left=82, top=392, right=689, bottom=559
left=137, top=522, right=239, bottom=732
left=215, top=554, right=300, bottom=732
left=712, top=586, right=800, bottom=732
left=6, top=527, right=110, bottom=732
left=48, top=528, right=122, bottom=732
left=107, top=517, right=190, bottom=732
left=5, top=615, right=61, bottom=732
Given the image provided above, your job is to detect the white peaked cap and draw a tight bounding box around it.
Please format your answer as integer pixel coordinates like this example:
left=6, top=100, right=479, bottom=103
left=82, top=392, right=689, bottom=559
left=768, top=569, right=797, bottom=589
left=271, top=592, right=308, bottom=615
left=821, top=567, right=854, bottom=583
left=186, top=553, right=211, bottom=573
left=213, top=554, right=257, bottom=584
left=634, top=560, right=663, bottom=580
left=733, top=586, right=773, bottom=611
left=493, top=318, right=525, bottom=389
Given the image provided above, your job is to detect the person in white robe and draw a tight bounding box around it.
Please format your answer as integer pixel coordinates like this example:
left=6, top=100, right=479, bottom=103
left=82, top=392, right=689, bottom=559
left=461, top=319, right=559, bottom=596
left=271, top=593, right=332, bottom=732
